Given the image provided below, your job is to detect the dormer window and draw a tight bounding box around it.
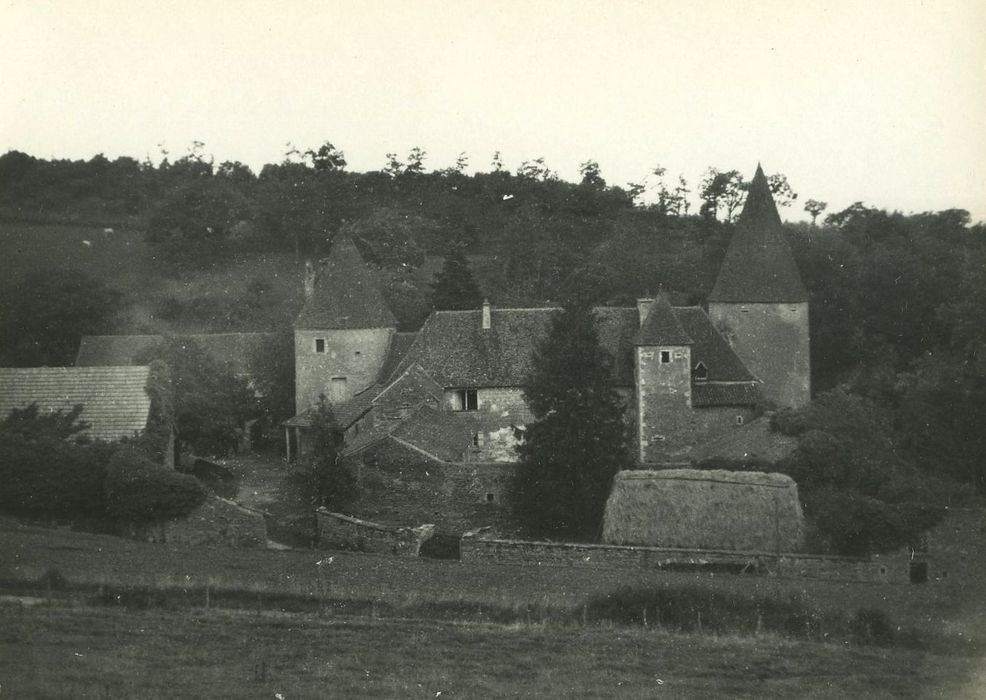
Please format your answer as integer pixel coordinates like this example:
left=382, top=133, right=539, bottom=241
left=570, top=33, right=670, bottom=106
left=314, top=338, right=326, bottom=353
left=693, top=362, right=709, bottom=381
left=453, top=389, right=478, bottom=411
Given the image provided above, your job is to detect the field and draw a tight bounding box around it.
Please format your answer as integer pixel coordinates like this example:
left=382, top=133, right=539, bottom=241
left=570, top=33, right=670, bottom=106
left=2, top=518, right=985, bottom=697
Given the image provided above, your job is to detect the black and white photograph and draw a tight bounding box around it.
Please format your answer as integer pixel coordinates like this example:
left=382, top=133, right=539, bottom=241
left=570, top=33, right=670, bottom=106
left=1, top=1, right=984, bottom=697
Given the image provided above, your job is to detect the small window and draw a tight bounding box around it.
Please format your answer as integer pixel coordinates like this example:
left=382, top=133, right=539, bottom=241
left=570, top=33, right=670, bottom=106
left=354, top=350, right=361, bottom=358
left=456, top=389, right=478, bottom=411
left=736, top=415, right=744, bottom=426
left=693, top=362, right=709, bottom=381
left=314, top=338, right=326, bottom=353
left=472, top=433, right=480, bottom=447
left=909, top=561, right=928, bottom=584
left=650, top=435, right=666, bottom=443
left=485, top=492, right=495, bottom=503
left=659, top=350, right=671, bottom=364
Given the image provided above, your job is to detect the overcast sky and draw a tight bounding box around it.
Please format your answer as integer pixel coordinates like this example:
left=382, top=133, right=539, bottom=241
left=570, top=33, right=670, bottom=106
left=2, top=1, right=984, bottom=221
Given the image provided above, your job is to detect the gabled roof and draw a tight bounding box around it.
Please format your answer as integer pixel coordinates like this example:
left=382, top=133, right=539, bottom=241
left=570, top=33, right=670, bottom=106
left=76, top=333, right=273, bottom=377
left=634, top=295, right=692, bottom=346
left=709, top=165, right=808, bottom=303
left=0, top=366, right=153, bottom=441
left=689, top=415, right=798, bottom=463
left=391, top=405, right=514, bottom=462
left=377, top=332, right=418, bottom=383
left=295, top=238, right=397, bottom=330
left=374, top=364, right=444, bottom=409
left=674, top=308, right=755, bottom=383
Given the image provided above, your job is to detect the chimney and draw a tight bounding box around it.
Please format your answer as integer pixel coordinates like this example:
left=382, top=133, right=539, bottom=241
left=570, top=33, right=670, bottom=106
left=481, top=299, right=492, bottom=330
left=303, top=259, right=316, bottom=299
left=636, top=298, right=654, bottom=327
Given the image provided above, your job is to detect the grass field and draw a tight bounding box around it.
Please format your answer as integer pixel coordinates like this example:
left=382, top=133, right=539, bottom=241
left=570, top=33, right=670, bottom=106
left=2, top=601, right=983, bottom=699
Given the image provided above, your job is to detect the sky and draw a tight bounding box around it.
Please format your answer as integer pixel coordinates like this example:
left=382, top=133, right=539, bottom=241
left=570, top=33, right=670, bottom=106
left=2, top=0, right=985, bottom=221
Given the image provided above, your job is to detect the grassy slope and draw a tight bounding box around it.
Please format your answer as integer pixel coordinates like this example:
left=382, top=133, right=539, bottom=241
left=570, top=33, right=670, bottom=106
left=2, top=604, right=982, bottom=699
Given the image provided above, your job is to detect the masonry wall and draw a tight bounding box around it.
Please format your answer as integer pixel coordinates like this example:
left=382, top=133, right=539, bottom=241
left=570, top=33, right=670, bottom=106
left=708, top=302, right=810, bottom=409
left=316, top=509, right=433, bottom=555
left=636, top=345, right=693, bottom=463
left=343, top=438, right=520, bottom=536
left=443, top=387, right=532, bottom=423
left=295, top=327, right=394, bottom=413
left=460, top=533, right=896, bottom=583
left=130, top=496, right=267, bottom=548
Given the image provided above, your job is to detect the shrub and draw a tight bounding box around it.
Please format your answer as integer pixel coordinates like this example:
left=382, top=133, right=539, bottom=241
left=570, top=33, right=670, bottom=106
left=105, top=448, right=207, bottom=522
left=849, top=608, right=896, bottom=646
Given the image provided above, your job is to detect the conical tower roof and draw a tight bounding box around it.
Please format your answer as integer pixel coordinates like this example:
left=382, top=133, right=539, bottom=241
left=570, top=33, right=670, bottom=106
left=709, top=165, right=808, bottom=303
left=295, top=238, right=397, bottom=330
left=634, top=294, right=692, bottom=346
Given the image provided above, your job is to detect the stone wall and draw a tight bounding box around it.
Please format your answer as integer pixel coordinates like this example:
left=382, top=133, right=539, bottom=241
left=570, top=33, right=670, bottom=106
left=316, top=509, right=434, bottom=555
left=708, top=302, right=810, bottom=409
left=295, top=327, right=394, bottom=412
left=345, top=438, right=520, bottom=536
left=131, top=496, right=267, bottom=548
left=636, top=344, right=694, bottom=463
left=460, top=530, right=896, bottom=583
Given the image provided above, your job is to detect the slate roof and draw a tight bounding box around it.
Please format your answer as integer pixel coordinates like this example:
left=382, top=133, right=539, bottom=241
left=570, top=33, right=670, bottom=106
left=689, top=415, right=798, bottom=463
left=0, top=366, right=153, bottom=441
left=377, top=332, right=418, bottom=383
left=674, top=308, right=756, bottom=383
left=76, top=333, right=274, bottom=377
left=691, top=382, right=761, bottom=407
left=295, top=238, right=398, bottom=330
left=709, top=165, right=808, bottom=303
left=391, top=405, right=514, bottom=462
left=283, top=386, right=380, bottom=429
left=634, top=295, right=692, bottom=346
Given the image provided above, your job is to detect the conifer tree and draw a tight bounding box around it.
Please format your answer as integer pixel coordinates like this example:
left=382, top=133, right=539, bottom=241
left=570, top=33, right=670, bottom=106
left=510, top=293, right=632, bottom=540
left=430, top=243, right=484, bottom=310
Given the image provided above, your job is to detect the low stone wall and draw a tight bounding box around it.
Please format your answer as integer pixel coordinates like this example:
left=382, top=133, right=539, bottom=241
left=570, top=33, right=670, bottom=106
left=316, top=508, right=434, bottom=556
left=132, top=496, right=267, bottom=548
left=460, top=529, right=895, bottom=583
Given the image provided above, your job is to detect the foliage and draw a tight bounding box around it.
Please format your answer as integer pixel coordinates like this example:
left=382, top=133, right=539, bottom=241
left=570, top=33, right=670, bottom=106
left=0, top=404, right=115, bottom=521
left=430, top=243, right=484, bottom=310
left=104, top=447, right=207, bottom=522
left=341, top=209, right=431, bottom=269
left=126, top=360, right=175, bottom=465
left=302, top=397, right=353, bottom=509
left=135, top=338, right=258, bottom=457
left=0, top=268, right=122, bottom=367
left=248, top=331, right=296, bottom=433
left=511, top=295, right=633, bottom=540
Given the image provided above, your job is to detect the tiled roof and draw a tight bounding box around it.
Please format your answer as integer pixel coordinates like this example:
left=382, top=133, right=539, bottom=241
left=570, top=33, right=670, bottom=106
left=0, top=366, right=152, bottom=441
left=674, top=308, right=755, bottom=383
left=689, top=415, right=798, bottom=463
left=391, top=405, right=514, bottom=462
left=634, top=295, right=692, bottom=346
left=374, top=364, right=444, bottom=409
left=691, top=382, right=761, bottom=407
left=295, top=238, right=397, bottom=330
left=75, top=333, right=274, bottom=377
left=708, top=165, right=808, bottom=303
left=283, top=386, right=379, bottom=429
left=377, top=332, right=418, bottom=383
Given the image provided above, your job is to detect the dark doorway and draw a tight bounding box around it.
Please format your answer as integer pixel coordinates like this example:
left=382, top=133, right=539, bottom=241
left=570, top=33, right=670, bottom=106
left=909, top=561, right=928, bottom=584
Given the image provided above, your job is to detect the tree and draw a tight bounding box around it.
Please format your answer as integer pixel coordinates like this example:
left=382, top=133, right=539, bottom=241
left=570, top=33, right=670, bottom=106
left=804, top=199, right=827, bottom=225
left=699, top=168, right=744, bottom=221
left=341, top=208, right=431, bottom=270
left=431, top=243, right=484, bottom=310
left=510, top=292, right=632, bottom=540
left=0, top=268, right=122, bottom=367
left=404, top=147, right=427, bottom=176
left=767, top=173, right=798, bottom=208
left=135, top=338, right=258, bottom=457
left=304, top=397, right=352, bottom=508
left=578, top=160, right=606, bottom=189
left=249, top=330, right=296, bottom=439
left=304, top=141, right=347, bottom=171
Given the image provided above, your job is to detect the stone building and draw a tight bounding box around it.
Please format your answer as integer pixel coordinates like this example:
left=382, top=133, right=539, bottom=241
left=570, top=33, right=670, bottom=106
left=284, top=164, right=810, bottom=535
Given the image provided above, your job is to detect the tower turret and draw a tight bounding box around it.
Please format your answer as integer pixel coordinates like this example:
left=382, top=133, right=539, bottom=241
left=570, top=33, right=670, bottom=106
left=294, top=238, right=397, bottom=412
left=634, top=294, right=694, bottom=463
left=708, top=164, right=810, bottom=408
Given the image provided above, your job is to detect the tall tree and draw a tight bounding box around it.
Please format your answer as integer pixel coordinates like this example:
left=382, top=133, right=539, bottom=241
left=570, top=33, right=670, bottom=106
left=510, top=291, right=632, bottom=540
left=304, top=397, right=352, bottom=508
left=804, top=198, right=827, bottom=225
left=431, top=243, right=484, bottom=310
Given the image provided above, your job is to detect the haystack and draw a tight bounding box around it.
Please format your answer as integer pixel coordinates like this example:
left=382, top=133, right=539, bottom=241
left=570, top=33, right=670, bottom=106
left=602, top=469, right=804, bottom=553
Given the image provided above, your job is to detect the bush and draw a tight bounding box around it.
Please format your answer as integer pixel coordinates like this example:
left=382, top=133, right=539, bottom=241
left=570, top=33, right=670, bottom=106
left=105, top=448, right=207, bottom=522
left=849, top=608, right=896, bottom=646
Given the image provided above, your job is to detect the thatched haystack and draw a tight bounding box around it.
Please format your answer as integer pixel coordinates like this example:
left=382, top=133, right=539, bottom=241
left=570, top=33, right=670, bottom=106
left=602, top=469, right=804, bottom=553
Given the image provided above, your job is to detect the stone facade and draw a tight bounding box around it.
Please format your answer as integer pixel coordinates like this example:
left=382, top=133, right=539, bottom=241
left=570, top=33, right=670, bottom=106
left=636, top=344, right=693, bottom=462
left=294, top=327, right=393, bottom=412
left=708, top=302, right=810, bottom=409
left=345, top=438, right=518, bottom=536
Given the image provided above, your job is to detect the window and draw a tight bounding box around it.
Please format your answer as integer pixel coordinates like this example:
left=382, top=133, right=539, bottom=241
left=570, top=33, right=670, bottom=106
left=485, top=492, right=496, bottom=503
left=650, top=434, right=666, bottom=443
left=660, top=350, right=671, bottom=364
left=693, top=362, right=709, bottom=381
left=314, top=338, right=326, bottom=353
left=330, top=377, right=347, bottom=402
left=909, top=561, right=928, bottom=584
left=354, top=350, right=361, bottom=358
left=736, top=415, right=745, bottom=426
left=455, top=389, right=478, bottom=411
